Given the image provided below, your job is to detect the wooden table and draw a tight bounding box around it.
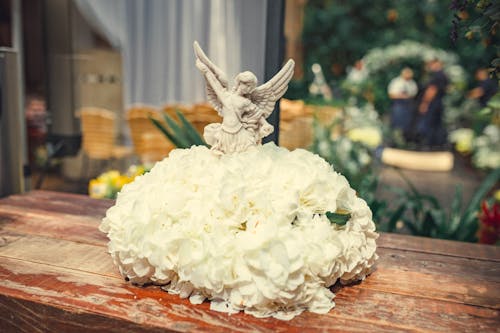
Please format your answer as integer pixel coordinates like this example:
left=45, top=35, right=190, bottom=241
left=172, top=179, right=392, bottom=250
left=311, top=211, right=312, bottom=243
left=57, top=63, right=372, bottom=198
left=0, top=191, right=499, bottom=332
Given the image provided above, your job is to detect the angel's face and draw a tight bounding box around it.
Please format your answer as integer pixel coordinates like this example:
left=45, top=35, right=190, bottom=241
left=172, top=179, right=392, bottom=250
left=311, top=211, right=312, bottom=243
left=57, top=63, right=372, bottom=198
left=235, top=72, right=257, bottom=95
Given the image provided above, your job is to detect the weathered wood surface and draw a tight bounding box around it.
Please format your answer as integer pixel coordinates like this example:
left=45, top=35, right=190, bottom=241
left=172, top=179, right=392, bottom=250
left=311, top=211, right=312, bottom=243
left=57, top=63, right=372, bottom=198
left=0, top=191, right=499, bottom=332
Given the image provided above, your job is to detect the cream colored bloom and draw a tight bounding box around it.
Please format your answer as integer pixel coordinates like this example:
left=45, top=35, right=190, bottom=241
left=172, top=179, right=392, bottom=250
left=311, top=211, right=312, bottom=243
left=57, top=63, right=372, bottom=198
left=347, top=127, right=382, bottom=148
left=473, top=125, right=500, bottom=169
left=449, top=128, right=474, bottom=154
left=100, top=143, right=378, bottom=320
left=494, top=190, right=500, bottom=202
left=88, top=179, right=109, bottom=199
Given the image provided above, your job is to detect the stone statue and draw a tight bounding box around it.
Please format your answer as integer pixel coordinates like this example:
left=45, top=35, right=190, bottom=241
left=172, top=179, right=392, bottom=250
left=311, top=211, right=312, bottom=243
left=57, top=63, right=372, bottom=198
left=309, top=63, right=332, bottom=101
left=194, top=41, right=294, bottom=154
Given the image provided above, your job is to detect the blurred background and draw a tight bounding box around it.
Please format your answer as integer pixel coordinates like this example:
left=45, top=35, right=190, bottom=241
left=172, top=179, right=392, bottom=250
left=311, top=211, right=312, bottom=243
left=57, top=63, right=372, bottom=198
left=0, top=0, right=499, bottom=244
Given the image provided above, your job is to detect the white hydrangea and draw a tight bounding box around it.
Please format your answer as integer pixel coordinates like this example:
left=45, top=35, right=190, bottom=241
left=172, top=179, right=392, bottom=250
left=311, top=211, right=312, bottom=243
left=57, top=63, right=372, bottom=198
left=473, top=125, right=500, bottom=169
left=449, top=128, right=474, bottom=154
left=100, top=143, right=378, bottom=320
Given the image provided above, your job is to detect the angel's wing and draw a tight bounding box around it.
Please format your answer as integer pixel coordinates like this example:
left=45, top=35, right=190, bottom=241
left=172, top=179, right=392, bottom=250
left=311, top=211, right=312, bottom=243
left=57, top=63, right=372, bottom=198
left=194, top=41, right=228, bottom=115
left=250, top=59, right=295, bottom=118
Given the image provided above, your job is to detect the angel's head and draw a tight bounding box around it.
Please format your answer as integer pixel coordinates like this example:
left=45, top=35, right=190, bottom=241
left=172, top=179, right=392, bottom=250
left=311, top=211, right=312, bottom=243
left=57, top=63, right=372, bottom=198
left=234, top=71, right=257, bottom=95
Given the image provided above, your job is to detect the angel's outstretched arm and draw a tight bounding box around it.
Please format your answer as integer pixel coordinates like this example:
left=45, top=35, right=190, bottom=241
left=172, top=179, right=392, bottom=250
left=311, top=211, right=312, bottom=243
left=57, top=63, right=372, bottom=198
left=197, top=60, right=226, bottom=102
left=194, top=41, right=228, bottom=87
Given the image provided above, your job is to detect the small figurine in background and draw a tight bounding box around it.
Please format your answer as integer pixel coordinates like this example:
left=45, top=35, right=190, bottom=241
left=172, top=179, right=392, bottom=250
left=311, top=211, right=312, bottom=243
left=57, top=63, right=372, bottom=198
left=468, top=68, right=498, bottom=107
left=417, top=58, right=449, bottom=146
left=309, top=63, right=333, bottom=101
left=194, top=41, right=294, bottom=154
left=387, top=67, right=418, bottom=135
left=346, top=59, right=368, bottom=84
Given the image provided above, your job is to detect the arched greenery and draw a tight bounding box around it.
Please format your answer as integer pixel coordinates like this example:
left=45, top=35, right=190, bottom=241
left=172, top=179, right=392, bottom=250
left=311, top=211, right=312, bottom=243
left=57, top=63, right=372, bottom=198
left=343, top=40, right=467, bottom=115
left=299, top=0, right=498, bottom=89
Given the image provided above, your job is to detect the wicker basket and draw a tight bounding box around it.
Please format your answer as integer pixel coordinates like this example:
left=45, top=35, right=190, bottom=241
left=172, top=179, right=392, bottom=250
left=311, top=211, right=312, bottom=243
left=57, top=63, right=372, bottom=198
left=279, top=99, right=311, bottom=150
left=304, top=104, right=341, bottom=126
left=79, top=107, right=117, bottom=159
left=162, top=104, right=192, bottom=121
left=126, top=106, right=173, bottom=163
left=186, top=103, right=222, bottom=136
left=279, top=100, right=342, bottom=150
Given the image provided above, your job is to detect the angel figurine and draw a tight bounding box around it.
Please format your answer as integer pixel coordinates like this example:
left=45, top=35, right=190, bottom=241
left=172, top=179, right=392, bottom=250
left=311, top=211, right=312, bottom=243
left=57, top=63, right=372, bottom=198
left=194, top=41, right=294, bottom=154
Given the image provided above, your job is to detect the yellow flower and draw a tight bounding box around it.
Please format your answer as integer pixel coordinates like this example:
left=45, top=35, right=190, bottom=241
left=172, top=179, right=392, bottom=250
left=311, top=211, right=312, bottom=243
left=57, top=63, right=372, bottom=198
left=127, top=165, right=146, bottom=178
left=494, top=190, right=500, bottom=202
left=346, top=127, right=382, bottom=148
left=88, top=179, right=110, bottom=199
left=98, top=170, right=121, bottom=183
left=456, top=140, right=472, bottom=154
left=449, top=128, right=474, bottom=154
left=89, top=166, right=148, bottom=199
left=113, top=175, right=133, bottom=190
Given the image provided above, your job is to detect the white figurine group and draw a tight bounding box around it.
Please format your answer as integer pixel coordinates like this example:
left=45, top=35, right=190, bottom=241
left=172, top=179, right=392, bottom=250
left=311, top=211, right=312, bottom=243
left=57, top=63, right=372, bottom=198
left=194, top=41, right=294, bottom=154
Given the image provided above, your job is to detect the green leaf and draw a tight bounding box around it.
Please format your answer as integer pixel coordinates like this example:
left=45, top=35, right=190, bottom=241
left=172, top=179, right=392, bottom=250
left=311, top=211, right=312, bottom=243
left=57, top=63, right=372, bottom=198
left=421, top=211, right=437, bottom=237
left=402, top=218, right=419, bottom=235
left=387, top=203, right=406, bottom=232
left=456, top=168, right=500, bottom=240
left=162, top=113, right=190, bottom=148
left=152, top=109, right=209, bottom=149
left=395, top=168, right=420, bottom=197
left=369, top=199, right=387, bottom=222
left=326, top=211, right=351, bottom=226
left=431, top=208, right=448, bottom=236
left=175, top=110, right=207, bottom=146
left=150, top=116, right=184, bottom=148
left=461, top=221, right=479, bottom=242
left=447, top=215, right=462, bottom=237
left=388, top=186, right=410, bottom=197
left=448, top=185, right=463, bottom=235
left=451, top=184, right=463, bottom=215
left=418, top=194, right=441, bottom=209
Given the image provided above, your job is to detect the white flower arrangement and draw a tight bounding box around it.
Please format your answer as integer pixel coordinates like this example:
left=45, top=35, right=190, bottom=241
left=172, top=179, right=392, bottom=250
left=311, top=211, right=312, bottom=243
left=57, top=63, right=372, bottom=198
left=449, top=125, right=500, bottom=170
left=449, top=128, right=475, bottom=154
left=100, top=143, right=378, bottom=320
left=344, top=104, right=381, bottom=129
left=473, top=125, right=500, bottom=170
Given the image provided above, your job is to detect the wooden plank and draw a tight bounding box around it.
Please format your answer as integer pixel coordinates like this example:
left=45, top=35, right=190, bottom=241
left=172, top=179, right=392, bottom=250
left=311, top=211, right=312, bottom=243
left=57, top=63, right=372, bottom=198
left=377, top=248, right=500, bottom=284
left=378, top=233, right=500, bottom=262
left=2, top=254, right=497, bottom=332
left=363, top=250, right=500, bottom=310
left=364, top=267, right=500, bottom=310
left=0, top=191, right=113, bottom=218
left=0, top=256, right=496, bottom=332
left=0, top=206, right=107, bottom=246
left=1, top=232, right=499, bottom=312
left=0, top=257, right=415, bottom=333
left=332, top=286, right=500, bottom=332
left=0, top=234, right=116, bottom=277
left=0, top=296, right=170, bottom=333
left=0, top=258, right=247, bottom=333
